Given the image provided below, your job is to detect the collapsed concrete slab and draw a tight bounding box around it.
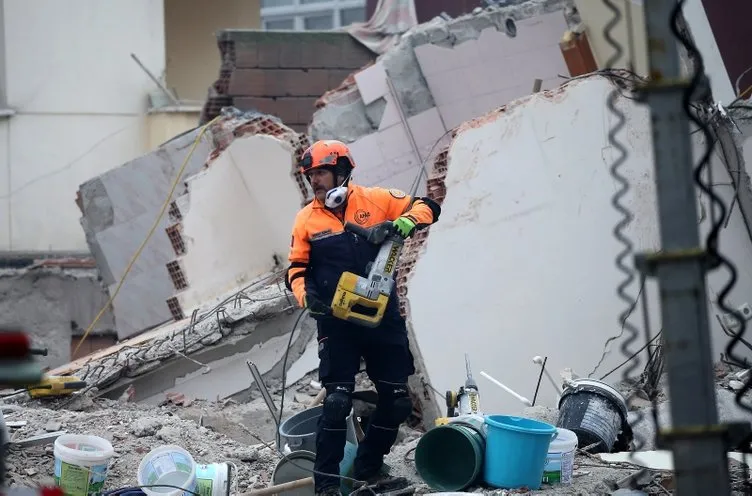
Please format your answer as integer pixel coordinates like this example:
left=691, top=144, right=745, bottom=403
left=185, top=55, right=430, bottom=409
left=47, top=274, right=315, bottom=405
left=77, top=128, right=212, bottom=339
left=403, top=75, right=752, bottom=414
left=311, top=0, right=577, bottom=140
left=313, top=2, right=578, bottom=197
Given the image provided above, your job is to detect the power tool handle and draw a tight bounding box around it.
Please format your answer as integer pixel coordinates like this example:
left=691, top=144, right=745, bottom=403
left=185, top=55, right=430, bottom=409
left=344, top=222, right=372, bottom=240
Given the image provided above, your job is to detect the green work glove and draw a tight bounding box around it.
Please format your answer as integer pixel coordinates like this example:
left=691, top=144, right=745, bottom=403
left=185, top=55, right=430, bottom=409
left=392, top=217, right=416, bottom=238
left=303, top=294, right=330, bottom=317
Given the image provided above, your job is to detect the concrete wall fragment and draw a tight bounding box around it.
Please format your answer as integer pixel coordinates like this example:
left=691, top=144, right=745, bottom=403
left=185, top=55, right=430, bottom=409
left=170, top=135, right=302, bottom=315
left=0, top=267, right=116, bottom=369
left=414, top=11, right=570, bottom=129
left=339, top=7, right=572, bottom=197
left=78, top=127, right=212, bottom=339
left=406, top=76, right=752, bottom=414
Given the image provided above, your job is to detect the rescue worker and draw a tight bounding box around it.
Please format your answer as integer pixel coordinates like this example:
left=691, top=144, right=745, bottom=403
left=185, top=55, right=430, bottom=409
left=285, top=140, right=441, bottom=496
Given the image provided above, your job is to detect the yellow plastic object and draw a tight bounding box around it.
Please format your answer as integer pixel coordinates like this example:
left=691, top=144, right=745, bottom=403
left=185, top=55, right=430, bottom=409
left=27, top=375, right=87, bottom=398
left=434, top=417, right=450, bottom=426
left=331, top=272, right=389, bottom=328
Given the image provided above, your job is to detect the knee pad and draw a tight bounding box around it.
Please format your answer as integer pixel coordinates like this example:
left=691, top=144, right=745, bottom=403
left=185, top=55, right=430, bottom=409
left=322, top=390, right=352, bottom=423
left=376, top=381, right=413, bottom=425
left=391, top=395, right=414, bottom=423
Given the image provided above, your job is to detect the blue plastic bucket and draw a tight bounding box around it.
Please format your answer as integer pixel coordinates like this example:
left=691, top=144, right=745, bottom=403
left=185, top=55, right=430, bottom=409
left=483, top=415, right=557, bottom=490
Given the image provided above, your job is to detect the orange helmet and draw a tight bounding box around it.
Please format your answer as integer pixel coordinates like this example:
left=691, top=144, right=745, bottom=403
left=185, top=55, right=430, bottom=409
left=299, top=140, right=356, bottom=176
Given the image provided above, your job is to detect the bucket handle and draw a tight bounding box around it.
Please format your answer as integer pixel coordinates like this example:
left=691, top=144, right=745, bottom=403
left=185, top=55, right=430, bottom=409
left=550, top=430, right=559, bottom=443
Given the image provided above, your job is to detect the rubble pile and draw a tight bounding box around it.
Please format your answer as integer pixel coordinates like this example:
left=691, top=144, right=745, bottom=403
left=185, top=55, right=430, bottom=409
left=3, top=399, right=279, bottom=492
left=6, top=365, right=730, bottom=495
left=2, top=370, right=426, bottom=493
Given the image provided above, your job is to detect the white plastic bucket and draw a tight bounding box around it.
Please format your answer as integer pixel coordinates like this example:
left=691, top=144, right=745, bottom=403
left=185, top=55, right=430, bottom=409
left=137, top=445, right=198, bottom=496
left=195, top=463, right=231, bottom=496
left=541, top=428, right=578, bottom=484
left=54, top=434, right=115, bottom=496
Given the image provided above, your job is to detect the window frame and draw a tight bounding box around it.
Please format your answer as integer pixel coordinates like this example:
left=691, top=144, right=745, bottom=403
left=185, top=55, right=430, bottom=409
left=261, top=0, right=367, bottom=31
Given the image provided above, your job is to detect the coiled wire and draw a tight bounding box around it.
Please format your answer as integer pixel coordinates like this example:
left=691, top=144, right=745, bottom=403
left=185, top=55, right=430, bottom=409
left=670, top=0, right=752, bottom=488
left=600, top=2, right=649, bottom=487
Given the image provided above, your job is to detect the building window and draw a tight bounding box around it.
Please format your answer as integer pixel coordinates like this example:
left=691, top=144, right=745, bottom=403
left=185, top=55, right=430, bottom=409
left=265, top=18, right=296, bottom=30
left=261, top=0, right=367, bottom=31
left=340, top=7, right=366, bottom=26
left=262, top=0, right=295, bottom=6
left=304, top=13, right=334, bottom=30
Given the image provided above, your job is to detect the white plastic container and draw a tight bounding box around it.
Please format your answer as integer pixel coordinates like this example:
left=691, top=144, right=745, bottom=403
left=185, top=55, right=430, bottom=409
left=137, top=445, right=198, bottom=496
left=196, top=463, right=231, bottom=496
left=54, top=434, right=115, bottom=496
left=541, top=428, right=578, bottom=484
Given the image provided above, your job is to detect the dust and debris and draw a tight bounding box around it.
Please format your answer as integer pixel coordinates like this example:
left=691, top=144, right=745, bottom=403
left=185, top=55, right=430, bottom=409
left=2, top=399, right=280, bottom=492
left=8, top=362, right=746, bottom=495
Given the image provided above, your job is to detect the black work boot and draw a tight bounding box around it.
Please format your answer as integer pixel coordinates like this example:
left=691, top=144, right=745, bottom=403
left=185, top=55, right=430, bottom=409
left=315, top=486, right=342, bottom=496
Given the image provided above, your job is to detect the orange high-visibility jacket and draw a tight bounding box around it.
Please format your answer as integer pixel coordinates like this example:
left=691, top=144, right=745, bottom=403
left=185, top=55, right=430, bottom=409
left=285, top=184, right=440, bottom=310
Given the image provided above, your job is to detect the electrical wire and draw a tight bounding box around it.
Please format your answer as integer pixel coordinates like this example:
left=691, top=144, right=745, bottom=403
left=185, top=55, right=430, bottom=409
left=670, top=0, right=752, bottom=488
left=600, top=0, right=650, bottom=488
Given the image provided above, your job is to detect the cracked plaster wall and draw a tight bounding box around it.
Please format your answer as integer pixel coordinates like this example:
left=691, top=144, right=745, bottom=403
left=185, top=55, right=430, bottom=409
left=406, top=76, right=752, bottom=414
left=78, top=127, right=212, bottom=339
left=173, top=134, right=302, bottom=315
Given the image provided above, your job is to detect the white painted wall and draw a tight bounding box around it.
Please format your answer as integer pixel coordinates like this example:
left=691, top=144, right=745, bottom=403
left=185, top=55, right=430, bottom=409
left=407, top=76, right=752, bottom=414
left=176, top=135, right=301, bottom=314
left=681, top=0, right=735, bottom=104
left=0, top=0, right=166, bottom=252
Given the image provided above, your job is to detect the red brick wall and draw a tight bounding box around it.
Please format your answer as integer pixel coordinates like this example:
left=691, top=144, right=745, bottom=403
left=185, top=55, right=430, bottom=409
left=202, top=31, right=375, bottom=131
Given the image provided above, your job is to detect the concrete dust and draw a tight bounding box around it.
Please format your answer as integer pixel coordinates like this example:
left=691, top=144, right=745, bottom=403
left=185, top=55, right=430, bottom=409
left=3, top=399, right=279, bottom=492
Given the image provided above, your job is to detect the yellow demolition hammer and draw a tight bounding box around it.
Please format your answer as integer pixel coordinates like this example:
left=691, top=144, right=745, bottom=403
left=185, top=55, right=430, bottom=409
left=331, top=221, right=405, bottom=328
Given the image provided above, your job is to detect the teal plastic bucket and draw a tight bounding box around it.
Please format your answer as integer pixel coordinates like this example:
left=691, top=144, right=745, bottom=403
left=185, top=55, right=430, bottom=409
left=414, top=422, right=485, bottom=491
left=340, top=441, right=358, bottom=495
left=483, top=415, right=556, bottom=490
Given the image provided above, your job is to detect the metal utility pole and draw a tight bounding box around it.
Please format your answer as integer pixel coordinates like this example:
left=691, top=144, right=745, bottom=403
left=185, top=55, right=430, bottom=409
left=638, top=2, right=731, bottom=494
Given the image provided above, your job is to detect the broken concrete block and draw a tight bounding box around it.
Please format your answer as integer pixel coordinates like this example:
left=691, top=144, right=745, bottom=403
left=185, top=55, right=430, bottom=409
left=354, top=61, right=388, bottom=105
left=78, top=127, right=212, bottom=338
left=172, top=135, right=302, bottom=316
left=44, top=420, right=62, bottom=433
left=129, top=417, right=164, bottom=437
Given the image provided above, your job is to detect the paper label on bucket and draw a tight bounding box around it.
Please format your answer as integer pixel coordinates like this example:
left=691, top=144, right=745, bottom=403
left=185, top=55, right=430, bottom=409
left=196, top=478, right=214, bottom=496
left=54, top=458, right=109, bottom=496
left=542, top=449, right=575, bottom=485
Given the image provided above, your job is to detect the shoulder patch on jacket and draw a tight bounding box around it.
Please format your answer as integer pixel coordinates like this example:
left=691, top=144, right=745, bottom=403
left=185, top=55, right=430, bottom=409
left=389, top=188, right=406, bottom=199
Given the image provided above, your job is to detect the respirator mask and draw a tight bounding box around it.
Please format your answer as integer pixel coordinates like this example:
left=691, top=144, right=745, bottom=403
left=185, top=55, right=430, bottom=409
left=324, top=173, right=351, bottom=209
